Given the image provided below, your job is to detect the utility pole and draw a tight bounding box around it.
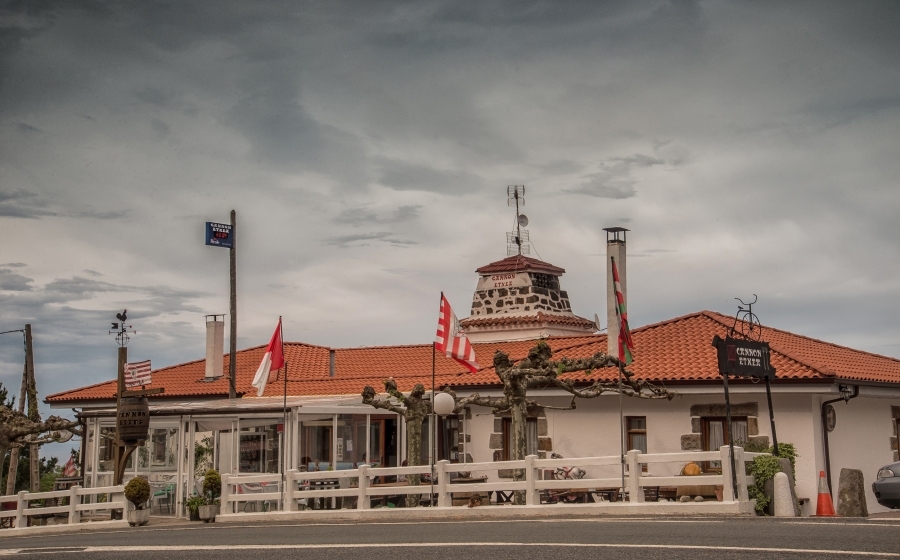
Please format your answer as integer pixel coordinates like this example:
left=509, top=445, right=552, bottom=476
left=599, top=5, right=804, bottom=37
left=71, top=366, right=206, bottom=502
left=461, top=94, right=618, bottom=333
left=24, top=324, right=39, bottom=493
left=229, top=209, right=237, bottom=399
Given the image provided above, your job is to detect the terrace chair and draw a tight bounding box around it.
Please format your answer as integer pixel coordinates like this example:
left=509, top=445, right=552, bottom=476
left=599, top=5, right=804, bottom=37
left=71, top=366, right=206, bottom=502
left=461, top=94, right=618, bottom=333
left=152, top=484, right=173, bottom=514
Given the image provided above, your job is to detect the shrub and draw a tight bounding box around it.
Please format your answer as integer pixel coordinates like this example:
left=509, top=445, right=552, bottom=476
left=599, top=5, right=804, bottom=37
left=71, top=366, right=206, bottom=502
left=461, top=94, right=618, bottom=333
left=185, top=494, right=206, bottom=512
left=202, top=469, right=221, bottom=503
left=124, top=477, right=151, bottom=509
left=746, top=442, right=798, bottom=515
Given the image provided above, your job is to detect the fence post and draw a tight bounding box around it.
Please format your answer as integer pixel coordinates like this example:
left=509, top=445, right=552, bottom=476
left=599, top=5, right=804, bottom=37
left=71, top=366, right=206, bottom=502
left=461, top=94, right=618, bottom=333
left=68, top=485, right=81, bottom=525
left=525, top=455, right=537, bottom=506
left=357, top=465, right=370, bottom=510
left=720, top=446, right=735, bottom=502
left=284, top=470, right=297, bottom=512
left=112, top=486, right=126, bottom=518
left=626, top=450, right=643, bottom=503
left=734, top=447, right=749, bottom=502
left=15, top=491, right=26, bottom=528
left=436, top=460, right=450, bottom=507
left=221, top=475, right=232, bottom=514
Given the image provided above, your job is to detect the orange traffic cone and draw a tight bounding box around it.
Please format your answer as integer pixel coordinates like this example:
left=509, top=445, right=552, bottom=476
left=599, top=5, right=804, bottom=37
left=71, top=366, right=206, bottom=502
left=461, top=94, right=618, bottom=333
left=815, top=470, right=836, bottom=516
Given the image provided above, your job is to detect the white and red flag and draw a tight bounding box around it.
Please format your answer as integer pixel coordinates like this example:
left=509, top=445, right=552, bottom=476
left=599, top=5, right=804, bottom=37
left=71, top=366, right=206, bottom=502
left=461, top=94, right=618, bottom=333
left=251, top=319, right=284, bottom=397
left=63, top=455, right=77, bottom=477
left=124, top=360, right=151, bottom=388
left=435, top=293, right=478, bottom=373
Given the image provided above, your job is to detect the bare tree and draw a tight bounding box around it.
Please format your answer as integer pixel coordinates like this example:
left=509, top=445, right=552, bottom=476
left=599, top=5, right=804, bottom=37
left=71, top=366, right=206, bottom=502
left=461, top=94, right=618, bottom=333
left=362, top=379, right=456, bottom=507
left=1, top=402, right=80, bottom=494
left=453, top=341, right=673, bottom=503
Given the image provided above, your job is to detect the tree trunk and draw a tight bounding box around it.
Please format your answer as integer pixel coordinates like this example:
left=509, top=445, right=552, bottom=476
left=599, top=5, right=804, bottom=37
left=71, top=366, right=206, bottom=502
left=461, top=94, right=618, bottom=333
left=405, top=413, right=424, bottom=507
left=510, top=396, right=527, bottom=504
left=0, top=442, right=8, bottom=495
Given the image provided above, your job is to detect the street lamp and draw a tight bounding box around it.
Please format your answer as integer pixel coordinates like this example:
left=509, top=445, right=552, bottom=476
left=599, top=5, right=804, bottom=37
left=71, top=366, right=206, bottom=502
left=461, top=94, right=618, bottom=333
left=433, top=392, right=455, bottom=416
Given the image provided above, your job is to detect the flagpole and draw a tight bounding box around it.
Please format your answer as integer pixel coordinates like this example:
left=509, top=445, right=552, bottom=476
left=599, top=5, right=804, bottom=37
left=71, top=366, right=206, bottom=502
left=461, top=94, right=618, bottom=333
left=612, top=257, right=626, bottom=499
left=431, top=293, right=439, bottom=506
left=280, top=317, right=287, bottom=510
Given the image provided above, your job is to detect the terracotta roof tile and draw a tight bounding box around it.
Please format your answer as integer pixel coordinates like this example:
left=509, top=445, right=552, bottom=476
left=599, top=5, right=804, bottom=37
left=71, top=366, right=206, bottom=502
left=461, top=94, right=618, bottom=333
left=46, top=311, right=900, bottom=404
left=475, top=255, right=565, bottom=275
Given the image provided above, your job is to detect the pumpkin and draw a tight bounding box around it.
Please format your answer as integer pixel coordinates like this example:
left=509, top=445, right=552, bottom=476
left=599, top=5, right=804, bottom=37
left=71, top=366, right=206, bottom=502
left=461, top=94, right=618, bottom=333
left=681, top=462, right=702, bottom=476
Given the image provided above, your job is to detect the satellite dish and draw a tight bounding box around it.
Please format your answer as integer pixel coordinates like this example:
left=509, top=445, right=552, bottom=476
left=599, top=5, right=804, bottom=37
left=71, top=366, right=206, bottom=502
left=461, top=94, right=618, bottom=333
left=518, top=214, right=529, bottom=227
left=594, top=313, right=602, bottom=332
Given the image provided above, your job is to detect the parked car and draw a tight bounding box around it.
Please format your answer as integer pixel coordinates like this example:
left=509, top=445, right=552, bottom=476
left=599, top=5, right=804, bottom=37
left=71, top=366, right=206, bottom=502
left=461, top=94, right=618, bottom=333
left=872, top=461, right=900, bottom=509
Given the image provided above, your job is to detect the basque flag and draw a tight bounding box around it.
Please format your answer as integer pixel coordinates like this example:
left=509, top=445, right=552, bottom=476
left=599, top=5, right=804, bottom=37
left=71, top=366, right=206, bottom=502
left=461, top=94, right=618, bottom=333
left=611, top=257, right=635, bottom=365
left=435, top=293, right=479, bottom=373
left=251, top=318, right=285, bottom=397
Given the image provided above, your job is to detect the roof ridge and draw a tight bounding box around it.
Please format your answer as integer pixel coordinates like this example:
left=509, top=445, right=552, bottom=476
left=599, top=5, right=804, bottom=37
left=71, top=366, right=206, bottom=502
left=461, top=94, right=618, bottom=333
left=701, top=311, right=834, bottom=378
left=45, top=379, right=116, bottom=400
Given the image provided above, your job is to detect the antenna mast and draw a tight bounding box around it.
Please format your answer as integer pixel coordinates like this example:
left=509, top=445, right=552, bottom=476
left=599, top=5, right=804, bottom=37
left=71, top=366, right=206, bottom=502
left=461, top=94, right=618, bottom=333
left=506, top=185, right=530, bottom=256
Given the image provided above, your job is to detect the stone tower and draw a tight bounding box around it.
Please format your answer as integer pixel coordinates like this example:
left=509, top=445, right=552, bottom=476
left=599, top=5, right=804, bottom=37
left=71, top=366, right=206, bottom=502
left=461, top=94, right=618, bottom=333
left=459, top=255, right=596, bottom=343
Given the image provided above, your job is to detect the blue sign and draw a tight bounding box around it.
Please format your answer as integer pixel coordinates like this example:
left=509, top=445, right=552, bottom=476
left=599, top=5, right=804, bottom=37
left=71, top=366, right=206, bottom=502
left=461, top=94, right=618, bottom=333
left=206, top=222, right=233, bottom=248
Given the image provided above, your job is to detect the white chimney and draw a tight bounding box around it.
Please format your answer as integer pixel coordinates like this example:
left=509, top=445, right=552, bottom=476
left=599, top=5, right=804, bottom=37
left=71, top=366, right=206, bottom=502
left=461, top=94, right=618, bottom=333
left=604, top=227, right=628, bottom=358
left=205, top=314, right=225, bottom=379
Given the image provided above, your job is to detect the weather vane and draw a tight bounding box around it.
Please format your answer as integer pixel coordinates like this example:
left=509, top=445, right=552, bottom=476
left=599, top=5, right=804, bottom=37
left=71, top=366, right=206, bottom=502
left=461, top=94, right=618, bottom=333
left=109, top=309, right=135, bottom=347
left=506, top=185, right=530, bottom=256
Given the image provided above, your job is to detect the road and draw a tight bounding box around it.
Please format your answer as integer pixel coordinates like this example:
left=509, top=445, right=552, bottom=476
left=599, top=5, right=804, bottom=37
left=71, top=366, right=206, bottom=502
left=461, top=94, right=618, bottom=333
left=2, top=516, right=900, bottom=559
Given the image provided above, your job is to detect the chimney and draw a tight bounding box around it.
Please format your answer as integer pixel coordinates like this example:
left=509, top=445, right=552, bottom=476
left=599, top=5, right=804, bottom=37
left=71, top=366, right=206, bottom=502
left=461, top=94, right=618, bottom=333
left=603, top=227, right=628, bottom=358
left=205, top=314, right=225, bottom=379
left=329, top=349, right=335, bottom=378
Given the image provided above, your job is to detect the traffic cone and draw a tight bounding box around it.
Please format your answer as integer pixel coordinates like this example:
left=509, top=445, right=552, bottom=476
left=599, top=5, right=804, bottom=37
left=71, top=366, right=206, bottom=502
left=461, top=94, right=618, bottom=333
left=815, top=470, right=836, bottom=516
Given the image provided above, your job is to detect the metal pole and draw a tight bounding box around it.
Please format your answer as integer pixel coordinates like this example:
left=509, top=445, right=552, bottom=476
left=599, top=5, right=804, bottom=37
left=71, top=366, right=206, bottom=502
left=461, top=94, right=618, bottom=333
left=430, top=338, right=436, bottom=506
left=114, top=346, right=127, bottom=486
left=722, top=372, right=738, bottom=501
left=764, top=376, right=779, bottom=456
left=229, top=209, right=237, bottom=400
left=618, top=365, right=625, bottom=499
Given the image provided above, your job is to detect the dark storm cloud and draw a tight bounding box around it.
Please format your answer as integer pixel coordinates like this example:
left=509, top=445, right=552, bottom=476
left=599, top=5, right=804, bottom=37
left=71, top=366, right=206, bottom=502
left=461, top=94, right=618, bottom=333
left=0, top=189, right=56, bottom=218
left=563, top=153, right=666, bottom=198
left=0, top=269, right=34, bottom=291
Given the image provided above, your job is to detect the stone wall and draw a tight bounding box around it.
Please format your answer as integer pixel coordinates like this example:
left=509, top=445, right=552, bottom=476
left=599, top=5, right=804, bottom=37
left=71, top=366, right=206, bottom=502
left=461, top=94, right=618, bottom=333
left=680, top=402, right=768, bottom=451
left=470, top=285, right=573, bottom=316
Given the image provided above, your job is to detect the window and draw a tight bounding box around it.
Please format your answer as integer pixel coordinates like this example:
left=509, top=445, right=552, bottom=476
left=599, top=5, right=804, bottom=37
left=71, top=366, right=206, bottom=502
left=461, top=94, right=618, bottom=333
left=626, top=417, right=647, bottom=453
left=702, top=417, right=748, bottom=471
left=439, top=415, right=460, bottom=462
left=500, top=418, right=538, bottom=461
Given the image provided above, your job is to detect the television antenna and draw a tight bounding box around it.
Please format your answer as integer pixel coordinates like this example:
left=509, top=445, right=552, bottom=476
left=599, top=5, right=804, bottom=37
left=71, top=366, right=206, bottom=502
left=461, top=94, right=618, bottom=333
left=507, top=185, right=530, bottom=256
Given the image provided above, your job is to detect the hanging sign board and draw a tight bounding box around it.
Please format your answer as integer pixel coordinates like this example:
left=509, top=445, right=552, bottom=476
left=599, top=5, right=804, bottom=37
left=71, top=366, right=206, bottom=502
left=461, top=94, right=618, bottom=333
left=205, top=222, right=233, bottom=248
left=712, top=335, right=776, bottom=379
left=116, top=397, right=150, bottom=444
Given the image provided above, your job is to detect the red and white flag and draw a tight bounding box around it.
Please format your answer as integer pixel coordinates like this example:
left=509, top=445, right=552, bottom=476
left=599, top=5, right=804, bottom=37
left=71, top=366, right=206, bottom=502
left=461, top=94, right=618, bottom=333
left=63, top=455, right=77, bottom=477
left=124, top=360, right=151, bottom=388
left=251, top=319, right=284, bottom=397
left=435, top=293, right=478, bottom=373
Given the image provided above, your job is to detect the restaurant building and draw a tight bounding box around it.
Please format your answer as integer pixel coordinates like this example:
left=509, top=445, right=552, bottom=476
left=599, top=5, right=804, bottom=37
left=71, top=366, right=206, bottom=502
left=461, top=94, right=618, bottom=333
left=46, top=241, right=900, bottom=516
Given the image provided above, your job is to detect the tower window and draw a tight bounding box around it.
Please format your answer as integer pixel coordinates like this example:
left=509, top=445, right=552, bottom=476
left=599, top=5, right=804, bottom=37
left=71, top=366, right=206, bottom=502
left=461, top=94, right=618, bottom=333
left=529, top=273, right=559, bottom=290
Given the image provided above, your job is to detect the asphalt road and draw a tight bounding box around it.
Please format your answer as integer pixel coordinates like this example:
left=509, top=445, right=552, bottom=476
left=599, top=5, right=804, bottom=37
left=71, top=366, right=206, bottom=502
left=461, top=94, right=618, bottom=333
left=3, top=516, right=900, bottom=559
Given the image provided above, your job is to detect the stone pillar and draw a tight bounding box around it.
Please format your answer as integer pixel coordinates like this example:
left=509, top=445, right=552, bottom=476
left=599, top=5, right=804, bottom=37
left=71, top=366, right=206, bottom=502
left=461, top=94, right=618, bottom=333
left=606, top=237, right=626, bottom=358
left=837, top=468, right=868, bottom=517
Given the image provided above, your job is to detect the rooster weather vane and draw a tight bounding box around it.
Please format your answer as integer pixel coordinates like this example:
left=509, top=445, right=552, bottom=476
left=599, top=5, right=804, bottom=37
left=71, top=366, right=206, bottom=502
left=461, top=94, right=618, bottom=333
left=109, top=309, right=135, bottom=347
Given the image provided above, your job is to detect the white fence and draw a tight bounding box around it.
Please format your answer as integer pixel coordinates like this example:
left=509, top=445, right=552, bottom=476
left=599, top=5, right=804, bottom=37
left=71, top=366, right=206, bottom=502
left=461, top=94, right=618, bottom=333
left=0, top=485, right=126, bottom=529
left=221, top=446, right=761, bottom=514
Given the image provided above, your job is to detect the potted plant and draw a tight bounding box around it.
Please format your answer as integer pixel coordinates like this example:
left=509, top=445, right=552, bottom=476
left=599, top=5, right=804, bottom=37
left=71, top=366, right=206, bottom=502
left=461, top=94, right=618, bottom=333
left=185, top=494, right=205, bottom=521
left=124, top=477, right=151, bottom=527
left=198, top=469, right=221, bottom=523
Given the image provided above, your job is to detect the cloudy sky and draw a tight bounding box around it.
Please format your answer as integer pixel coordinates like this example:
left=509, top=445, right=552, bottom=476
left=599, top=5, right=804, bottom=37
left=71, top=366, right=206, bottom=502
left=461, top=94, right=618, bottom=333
left=2, top=1, right=899, bottom=453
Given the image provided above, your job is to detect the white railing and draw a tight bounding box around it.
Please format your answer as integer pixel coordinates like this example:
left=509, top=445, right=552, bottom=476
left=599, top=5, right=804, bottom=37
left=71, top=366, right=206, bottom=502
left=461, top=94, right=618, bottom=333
left=218, top=446, right=759, bottom=514
left=0, top=485, right=126, bottom=529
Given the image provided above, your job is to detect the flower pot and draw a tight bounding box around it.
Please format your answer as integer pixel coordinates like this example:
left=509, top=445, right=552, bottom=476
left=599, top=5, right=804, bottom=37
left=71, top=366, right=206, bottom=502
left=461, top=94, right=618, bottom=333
left=189, top=508, right=201, bottom=521
left=127, top=508, right=150, bottom=527
left=198, top=504, right=219, bottom=523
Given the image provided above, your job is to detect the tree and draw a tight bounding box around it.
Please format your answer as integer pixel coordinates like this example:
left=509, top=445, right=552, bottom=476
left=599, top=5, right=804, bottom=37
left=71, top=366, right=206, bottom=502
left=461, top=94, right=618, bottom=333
left=456, top=342, right=673, bottom=502
left=362, top=379, right=455, bottom=507
left=0, top=382, right=80, bottom=495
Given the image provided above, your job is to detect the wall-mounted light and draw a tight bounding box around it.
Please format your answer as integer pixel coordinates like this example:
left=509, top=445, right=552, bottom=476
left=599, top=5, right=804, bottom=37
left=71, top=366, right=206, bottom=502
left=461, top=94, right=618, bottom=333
left=839, top=385, right=852, bottom=403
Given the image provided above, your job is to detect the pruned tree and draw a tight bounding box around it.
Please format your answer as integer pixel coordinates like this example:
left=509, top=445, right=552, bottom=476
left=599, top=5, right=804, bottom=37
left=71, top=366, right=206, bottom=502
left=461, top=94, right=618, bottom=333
left=362, top=379, right=455, bottom=507
left=452, top=341, right=673, bottom=503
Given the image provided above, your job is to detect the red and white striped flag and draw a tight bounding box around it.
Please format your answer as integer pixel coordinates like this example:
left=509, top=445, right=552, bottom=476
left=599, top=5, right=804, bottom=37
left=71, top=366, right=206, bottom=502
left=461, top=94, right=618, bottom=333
left=435, top=293, right=478, bottom=373
left=63, top=455, right=77, bottom=477
left=251, top=319, right=284, bottom=397
left=124, top=360, right=152, bottom=388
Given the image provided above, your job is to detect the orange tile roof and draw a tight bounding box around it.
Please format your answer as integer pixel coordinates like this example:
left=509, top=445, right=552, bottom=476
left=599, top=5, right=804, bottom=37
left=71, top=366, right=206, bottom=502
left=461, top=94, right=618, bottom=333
left=46, top=311, right=900, bottom=405
left=475, top=255, right=565, bottom=275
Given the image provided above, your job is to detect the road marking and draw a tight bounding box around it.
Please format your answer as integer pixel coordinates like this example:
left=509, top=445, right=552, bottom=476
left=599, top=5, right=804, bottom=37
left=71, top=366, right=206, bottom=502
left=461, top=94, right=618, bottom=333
left=3, top=542, right=898, bottom=557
